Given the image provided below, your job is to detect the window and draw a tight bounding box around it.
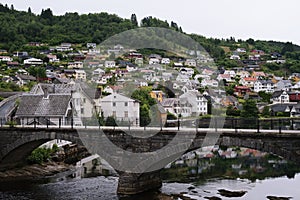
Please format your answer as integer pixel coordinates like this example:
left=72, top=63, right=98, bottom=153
left=83, top=98, right=86, bottom=103
left=125, top=102, right=128, bottom=107
left=81, top=108, right=84, bottom=114
left=113, top=111, right=116, bottom=117
left=113, top=102, right=116, bottom=107
left=124, top=111, right=128, bottom=118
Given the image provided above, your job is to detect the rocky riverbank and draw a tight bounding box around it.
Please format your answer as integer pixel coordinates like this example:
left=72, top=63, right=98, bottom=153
left=0, top=161, right=73, bottom=182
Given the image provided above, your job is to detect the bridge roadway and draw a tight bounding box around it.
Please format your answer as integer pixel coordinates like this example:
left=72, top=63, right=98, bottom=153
left=0, top=126, right=300, bottom=195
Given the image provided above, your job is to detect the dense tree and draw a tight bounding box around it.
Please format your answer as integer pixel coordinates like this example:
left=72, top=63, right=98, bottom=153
left=240, top=99, right=258, bottom=118
left=281, top=42, right=294, bottom=55
left=258, top=91, right=272, bottom=103
left=27, top=66, right=46, bottom=78
left=226, top=105, right=240, bottom=117
left=261, top=106, right=271, bottom=118
left=130, top=14, right=138, bottom=26
left=141, top=16, right=169, bottom=28
left=246, top=38, right=255, bottom=45
left=105, top=116, right=117, bottom=126
left=131, top=88, right=156, bottom=126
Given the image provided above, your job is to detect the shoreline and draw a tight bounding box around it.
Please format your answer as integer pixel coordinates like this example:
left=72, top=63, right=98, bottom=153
left=0, top=161, right=73, bottom=183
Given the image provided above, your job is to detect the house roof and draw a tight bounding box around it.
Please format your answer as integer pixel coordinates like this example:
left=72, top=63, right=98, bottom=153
left=272, top=90, right=284, bottom=98
left=17, top=74, right=36, bottom=81
left=270, top=103, right=295, bottom=113
left=16, top=94, right=71, bottom=117
left=101, top=93, right=138, bottom=103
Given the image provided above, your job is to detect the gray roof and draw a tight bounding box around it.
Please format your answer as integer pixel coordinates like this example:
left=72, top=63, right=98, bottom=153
left=272, top=90, right=284, bottom=98
left=270, top=103, right=295, bottom=113
left=16, top=94, right=71, bottom=117
left=17, top=74, right=36, bottom=81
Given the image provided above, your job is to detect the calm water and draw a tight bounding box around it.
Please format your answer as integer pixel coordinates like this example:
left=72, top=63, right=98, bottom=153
left=1, top=145, right=300, bottom=200
left=0, top=174, right=300, bottom=200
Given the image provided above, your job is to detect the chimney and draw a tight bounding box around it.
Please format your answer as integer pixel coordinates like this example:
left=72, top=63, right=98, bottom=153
left=44, top=87, right=49, bottom=99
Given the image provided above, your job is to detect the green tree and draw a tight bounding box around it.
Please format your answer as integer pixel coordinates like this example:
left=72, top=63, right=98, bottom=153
left=240, top=99, right=258, bottom=118
left=281, top=42, right=294, bottom=55
left=261, top=106, right=270, bottom=118
left=226, top=105, right=240, bottom=117
left=140, top=104, right=151, bottom=126
left=258, top=91, right=272, bottom=103
left=105, top=116, right=117, bottom=126
left=130, top=14, right=138, bottom=26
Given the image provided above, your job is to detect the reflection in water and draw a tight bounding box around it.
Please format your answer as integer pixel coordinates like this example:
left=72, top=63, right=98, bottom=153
left=0, top=146, right=300, bottom=200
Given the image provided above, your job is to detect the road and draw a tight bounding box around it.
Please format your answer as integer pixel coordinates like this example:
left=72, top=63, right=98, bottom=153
left=0, top=95, right=19, bottom=124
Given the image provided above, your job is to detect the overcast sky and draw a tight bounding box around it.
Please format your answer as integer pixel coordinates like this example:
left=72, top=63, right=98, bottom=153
left=1, top=0, right=300, bottom=45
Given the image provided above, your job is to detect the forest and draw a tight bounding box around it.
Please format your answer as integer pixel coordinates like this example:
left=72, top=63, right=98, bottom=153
left=1, top=3, right=300, bottom=65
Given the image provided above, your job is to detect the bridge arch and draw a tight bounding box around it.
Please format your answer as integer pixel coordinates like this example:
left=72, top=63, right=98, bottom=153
left=0, top=128, right=83, bottom=169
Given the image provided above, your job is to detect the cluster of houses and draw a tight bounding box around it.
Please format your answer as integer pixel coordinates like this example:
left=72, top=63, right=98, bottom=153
left=3, top=42, right=300, bottom=127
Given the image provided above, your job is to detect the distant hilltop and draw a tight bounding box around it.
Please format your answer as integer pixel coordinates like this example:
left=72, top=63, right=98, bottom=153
left=0, top=3, right=300, bottom=62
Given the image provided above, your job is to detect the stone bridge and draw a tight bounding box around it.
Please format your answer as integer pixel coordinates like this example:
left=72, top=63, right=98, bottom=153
left=1, top=127, right=300, bottom=195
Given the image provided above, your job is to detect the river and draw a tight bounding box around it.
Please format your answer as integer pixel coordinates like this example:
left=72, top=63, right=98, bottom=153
left=1, top=174, right=300, bottom=199
left=1, top=146, right=300, bottom=200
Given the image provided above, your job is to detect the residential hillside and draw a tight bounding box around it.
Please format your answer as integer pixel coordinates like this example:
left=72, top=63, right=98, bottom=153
left=2, top=5, right=300, bottom=122
left=1, top=3, right=300, bottom=64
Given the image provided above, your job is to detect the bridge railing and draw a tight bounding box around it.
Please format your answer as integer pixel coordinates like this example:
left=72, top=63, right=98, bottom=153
left=197, top=117, right=300, bottom=133
left=4, top=116, right=300, bottom=134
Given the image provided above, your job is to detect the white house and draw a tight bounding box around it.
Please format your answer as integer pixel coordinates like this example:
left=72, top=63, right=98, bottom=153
left=47, top=54, right=60, bottom=63
left=15, top=94, right=73, bottom=126
left=105, top=61, right=116, bottom=68
left=24, top=58, right=43, bottom=65
left=230, top=55, right=240, bottom=60
left=271, top=90, right=290, bottom=104
left=180, top=91, right=208, bottom=116
left=254, top=80, right=275, bottom=93
left=100, top=93, right=140, bottom=126
left=184, top=59, right=197, bottom=67
left=0, top=56, right=13, bottom=62
left=161, top=98, right=192, bottom=117
left=126, top=65, right=138, bottom=72
left=149, top=58, right=160, bottom=65
left=161, top=58, right=170, bottom=65
left=180, top=68, right=194, bottom=77
left=92, top=68, right=105, bottom=76
left=103, top=85, right=114, bottom=94
left=201, top=69, right=214, bottom=76
left=217, top=74, right=232, bottom=82
left=68, top=61, right=83, bottom=69
left=74, top=70, right=86, bottom=81
left=239, top=77, right=257, bottom=88
left=293, top=81, right=300, bottom=89
left=30, top=83, right=102, bottom=126
left=56, top=43, right=73, bottom=52
left=201, top=79, right=219, bottom=88
left=236, top=48, right=246, bottom=53
left=176, top=74, right=190, bottom=83
left=224, top=70, right=236, bottom=78
left=194, top=74, right=210, bottom=81
left=87, top=43, right=97, bottom=49
left=275, top=80, right=292, bottom=91
left=236, top=71, right=250, bottom=78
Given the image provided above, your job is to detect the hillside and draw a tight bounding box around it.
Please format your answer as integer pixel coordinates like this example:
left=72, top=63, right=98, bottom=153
left=0, top=3, right=300, bottom=68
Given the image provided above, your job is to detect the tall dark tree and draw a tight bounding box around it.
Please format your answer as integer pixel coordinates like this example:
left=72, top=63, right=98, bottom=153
left=28, top=7, right=32, bottom=14
left=170, top=21, right=179, bottom=31
left=40, top=8, right=53, bottom=24
left=10, top=4, right=14, bottom=10
left=281, top=42, right=294, bottom=55
left=246, top=38, right=255, bottom=45
left=240, top=99, right=258, bottom=118
left=130, top=14, right=138, bottom=26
